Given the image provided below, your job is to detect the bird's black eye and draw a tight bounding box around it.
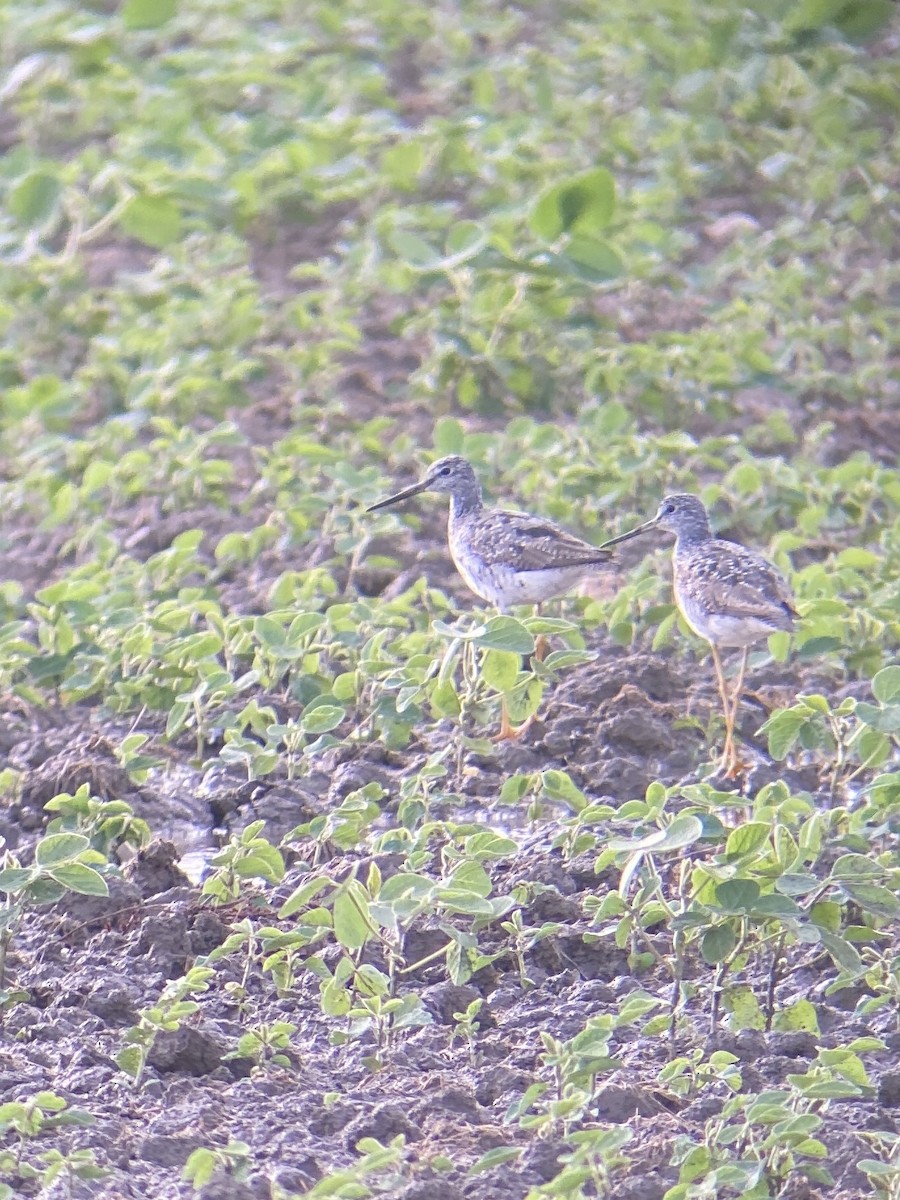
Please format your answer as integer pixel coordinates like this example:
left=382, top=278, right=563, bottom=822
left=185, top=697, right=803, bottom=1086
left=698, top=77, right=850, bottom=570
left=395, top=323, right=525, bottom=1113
left=664, top=502, right=676, bottom=514
left=439, top=465, right=452, bottom=476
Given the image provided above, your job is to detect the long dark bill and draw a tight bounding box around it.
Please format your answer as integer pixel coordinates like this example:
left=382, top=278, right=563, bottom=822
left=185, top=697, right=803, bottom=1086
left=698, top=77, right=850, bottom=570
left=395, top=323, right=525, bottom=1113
left=366, top=480, right=428, bottom=513
left=597, top=517, right=659, bottom=550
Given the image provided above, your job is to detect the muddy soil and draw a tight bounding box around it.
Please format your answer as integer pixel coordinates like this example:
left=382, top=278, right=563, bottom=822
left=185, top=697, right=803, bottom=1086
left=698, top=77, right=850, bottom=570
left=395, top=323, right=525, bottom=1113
left=1, top=470, right=897, bottom=1200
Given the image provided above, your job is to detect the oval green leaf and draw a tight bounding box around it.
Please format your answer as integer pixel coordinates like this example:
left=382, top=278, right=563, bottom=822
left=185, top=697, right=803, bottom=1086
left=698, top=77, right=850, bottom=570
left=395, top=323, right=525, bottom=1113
left=49, top=863, right=109, bottom=897
left=35, top=833, right=91, bottom=867
left=480, top=648, right=519, bottom=693
left=701, top=923, right=737, bottom=963
left=9, top=171, right=60, bottom=225
left=119, top=194, right=182, bottom=249
left=530, top=168, right=616, bottom=240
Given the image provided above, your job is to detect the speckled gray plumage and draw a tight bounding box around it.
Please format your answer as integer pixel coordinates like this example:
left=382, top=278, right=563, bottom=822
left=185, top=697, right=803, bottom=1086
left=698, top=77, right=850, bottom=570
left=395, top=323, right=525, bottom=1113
left=599, top=492, right=798, bottom=774
left=368, top=454, right=611, bottom=609
left=673, top=541, right=795, bottom=642
left=601, top=492, right=796, bottom=648
left=665, top=495, right=797, bottom=648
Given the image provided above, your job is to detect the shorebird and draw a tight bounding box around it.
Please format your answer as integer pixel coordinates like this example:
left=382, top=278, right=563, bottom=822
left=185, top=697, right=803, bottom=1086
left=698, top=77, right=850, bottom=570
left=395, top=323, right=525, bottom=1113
left=600, top=493, right=797, bottom=774
left=367, top=454, right=612, bottom=738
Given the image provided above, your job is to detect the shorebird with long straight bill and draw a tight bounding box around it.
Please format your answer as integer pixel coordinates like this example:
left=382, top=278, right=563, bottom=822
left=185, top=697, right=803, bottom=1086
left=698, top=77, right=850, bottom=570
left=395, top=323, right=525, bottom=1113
left=600, top=493, right=797, bottom=774
left=368, top=454, right=613, bottom=739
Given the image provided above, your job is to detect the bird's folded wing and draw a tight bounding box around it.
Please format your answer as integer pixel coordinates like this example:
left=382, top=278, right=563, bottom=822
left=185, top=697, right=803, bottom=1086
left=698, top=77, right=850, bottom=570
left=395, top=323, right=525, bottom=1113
left=478, top=510, right=612, bottom=571
left=689, top=544, right=797, bottom=621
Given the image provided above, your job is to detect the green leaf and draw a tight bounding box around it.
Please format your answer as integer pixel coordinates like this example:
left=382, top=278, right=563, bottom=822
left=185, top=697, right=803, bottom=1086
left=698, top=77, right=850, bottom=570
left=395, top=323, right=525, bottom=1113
left=480, top=648, right=519, bottom=693
left=530, top=168, right=616, bottom=240
left=378, top=872, right=434, bottom=903
left=386, top=228, right=440, bottom=268
left=433, top=417, right=465, bottom=455
left=715, top=880, right=760, bottom=912
left=749, top=894, right=801, bottom=919
left=872, top=665, right=900, bottom=705
left=49, top=864, right=109, bottom=896
left=233, top=847, right=285, bottom=884
left=775, top=872, right=819, bottom=896
left=809, top=900, right=842, bottom=932
left=116, top=1045, right=144, bottom=1079
left=321, top=978, right=351, bottom=1017
left=380, top=140, right=426, bottom=188
left=541, top=769, right=587, bottom=812
left=182, top=1148, right=216, bottom=1187
left=818, top=1047, right=871, bottom=1086
left=442, top=220, right=487, bottom=266
left=789, top=1077, right=863, bottom=1100
left=463, top=832, right=518, bottom=860
left=817, top=929, right=863, bottom=974
left=797, top=636, right=843, bottom=658
left=854, top=701, right=900, bottom=733
left=122, top=0, right=177, bottom=30
left=701, top=923, right=736, bottom=963
left=287, top=612, right=325, bottom=641
left=279, top=876, right=330, bottom=918
left=830, top=853, right=880, bottom=881
left=333, top=886, right=373, bottom=951
left=473, top=616, right=534, bottom=654
left=761, top=708, right=808, bottom=759
left=448, top=859, right=492, bottom=897
left=836, top=547, right=879, bottom=569
left=860, top=1159, right=898, bottom=1178
left=773, top=999, right=820, bottom=1034
left=784, top=0, right=845, bottom=34
left=0, top=867, right=35, bottom=893
left=435, top=889, right=497, bottom=916
left=561, top=237, right=624, bottom=281
left=25, top=878, right=66, bottom=905
left=300, top=705, right=345, bottom=734
left=119, top=194, right=182, bottom=248
left=839, top=882, right=899, bottom=918
left=844, top=925, right=889, bottom=944
left=430, top=678, right=461, bottom=718
left=34, top=833, right=90, bottom=867
left=723, top=985, right=764, bottom=1030
left=608, top=815, right=704, bottom=854
left=793, top=1136, right=828, bottom=1158
left=835, top=0, right=895, bottom=40
left=255, top=615, right=287, bottom=648
left=8, top=171, right=60, bottom=225
left=332, top=672, right=358, bottom=702
left=724, top=822, right=772, bottom=858
left=468, top=1146, right=522, bottom=1175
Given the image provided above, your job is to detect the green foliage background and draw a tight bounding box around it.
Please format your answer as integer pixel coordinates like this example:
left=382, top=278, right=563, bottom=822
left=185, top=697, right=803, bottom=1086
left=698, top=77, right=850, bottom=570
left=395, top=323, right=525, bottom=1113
left=0, top=1, right=899, bottom=1197
left=0, top=0, right=898, bottom=725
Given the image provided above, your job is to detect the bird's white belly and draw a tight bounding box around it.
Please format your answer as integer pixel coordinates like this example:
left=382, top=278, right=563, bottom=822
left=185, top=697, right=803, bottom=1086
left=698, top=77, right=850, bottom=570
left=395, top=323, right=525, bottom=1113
left=678, top=596, right=776, bottom=649
left=453, top=555, right=586, bottom=609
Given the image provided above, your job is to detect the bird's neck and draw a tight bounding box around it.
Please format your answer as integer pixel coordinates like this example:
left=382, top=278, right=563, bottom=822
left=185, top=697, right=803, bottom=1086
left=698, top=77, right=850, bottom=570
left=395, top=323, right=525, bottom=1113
left=449, top=485, right=483, bottom=522
left=673, top=521, right=713, bottom=552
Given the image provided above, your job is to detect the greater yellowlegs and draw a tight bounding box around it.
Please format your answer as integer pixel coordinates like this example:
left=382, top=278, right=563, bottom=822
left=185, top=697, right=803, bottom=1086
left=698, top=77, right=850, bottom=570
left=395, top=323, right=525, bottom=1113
left=368, top=454, right=613, bottom=737
left=600, top=493, right=797, bottom=774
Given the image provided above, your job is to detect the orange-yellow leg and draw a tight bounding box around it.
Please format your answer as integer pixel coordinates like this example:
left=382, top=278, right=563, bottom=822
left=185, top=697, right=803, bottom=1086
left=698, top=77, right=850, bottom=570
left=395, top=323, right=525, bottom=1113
left=709, top=644, right=752, bottom=776
left=727, top=647, right=750, bottom=731
left=533, top=634, right=550, bottom=663
left=723, top=647, right=751, bottom=777
left=709, top=644, right=737, bottom=773
left=491, top=695, right=536, bottom=742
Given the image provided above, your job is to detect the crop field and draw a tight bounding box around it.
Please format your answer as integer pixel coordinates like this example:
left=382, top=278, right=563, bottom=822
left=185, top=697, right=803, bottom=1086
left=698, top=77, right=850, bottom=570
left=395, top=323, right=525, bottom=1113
left=0, top=1, right=898, bottom=1197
